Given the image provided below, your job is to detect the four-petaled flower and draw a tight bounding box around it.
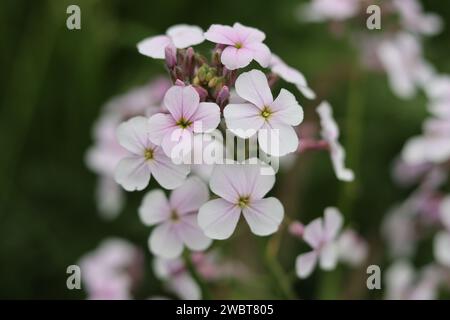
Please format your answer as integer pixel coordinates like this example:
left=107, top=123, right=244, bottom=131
left=224, top=69, right=304, bottom=156
left=198, top=159, right=284, bottom=239
left=138, top=24, right=205, bottom=59
left=295, top=207, right=343, bottom=279
left=114, top=116, right=189, bottom=191
left=139, top=177, right=212, bottom=259
left=148, top=85, right=221, bottom=159
left=204, top=23, right=271, bottom=70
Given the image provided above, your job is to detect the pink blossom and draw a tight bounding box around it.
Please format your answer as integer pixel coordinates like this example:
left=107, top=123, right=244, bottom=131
left=139, top=177, right=212, bottom=258
left=148, top=85, right=221, bottom=158
left=316, top=101, right=354, bottom=181
left=295, top=207, right=343, bottom=279
left=137, top=24, right=205, bottom=59
left=393, top=0, right=443, bottom=36
left=224, top=69, right=304, bottom=156
left=198, top=159, right=284, bottom=239
left=204, top=23, right=271, bottom=70
left=114, top=116, right=189, bottom=191
left=288, top=221, right=305, bottom=238
left=270, top=54, right=316, bottom=100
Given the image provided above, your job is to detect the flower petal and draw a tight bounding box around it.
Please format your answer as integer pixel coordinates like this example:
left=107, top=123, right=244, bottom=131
left=137, top=35, right=172, bottom=59
left=177, top=215, right=212, bottom=250
left=244, top=160, right=276, bottom=200
left=233, top=22, right=266, bottom=43
left=192, top=102, right=221, bottom=133
left=163, top=85, right=200, bottom=121
left=149, top=148, right=190, bottom=189
left=116, top=116, right=149, bottom=154
left=138, top=189, right=171, bottom=226
left=434, top=231, right=450, bottom=267
left=204, top=24, right=238, bottom=46
left=295, top=251, right=318, bottom=279
left=197, top=199, right=241, bottom=240
left=303, top=218, right=324, bottom=249
left=323, top=207, right=343, bottom=241
left=114, top=156, right=151, bottom=191
left=223, top=103, right=264, bottom=138
left=270, top=89, right=304, bottom=126
left=235, top=69, right=273, bottom=108
left=149, top=222, right=183, bottom=258
left=148, top=113, right=177, bottom=146
left=209, top=163, right=246, bottom=202
left=221, top=46, right=253, bottom=70
left=246, top=42, right=271, bottom=68
left=242, top=197, right=284, bottom=236
left=258, top=122, right=299, bottom=156
left=170, top=176, right=209, bottom=215
left=319, top=242, right=339, bottom=270
left=166, top=24, right=204, bottom=49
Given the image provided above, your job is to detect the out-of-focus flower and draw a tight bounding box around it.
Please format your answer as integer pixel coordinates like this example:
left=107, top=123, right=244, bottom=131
left=269, top=54, right=316, bottom=100
left=288, top=221, right=305, bottom=238
left=138, top=25, right=205, bottom=59
left=148, top=85, right=221, bottom=158
left=316, top=101, right=354, bottom=182
left=440, top=196, right=450, bottom=230
left=298, top=0, right=361, bottom=22
left=424, top=75, right=450, bottom=118
left=434, top=231, right=450, bottom=267
left=295, top=207, right=343, bottom=279
left=79, top=238, right=143, bottom=300
left=393, top=0, right=443, bottom=36
left=114, top=116, right=190, bottom=191
left=198, top=159, right=284, bottom=239
left=224, top=69, right=304, bottom=156
left=337, top=228, right=368, bottom=266
left=204, top=23, right=271, bottom=70
left=385, top=261, right=441, bottom=300
left=138, top=177, right=212, bottom=258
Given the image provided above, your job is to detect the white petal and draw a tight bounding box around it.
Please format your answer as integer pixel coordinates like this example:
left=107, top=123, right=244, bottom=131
left=295, top=251, right=318, bottom=279
left=258, top=122, right=299, bottom=156
left=149, top=148, right=190, bottom=189
left=235, top=69, right=273, bottom=108
left=149, top=222, right=183, bottom=258
left=220, top=46, right=253, bottom=70
left=434, top=231, right=450, bottom=267
left=169, top=273, right=201, bottom=300
left=319, top=242, right=339, bottom=270
left=223, top=103, right=264, bottom=138
left=166, top=24, right=204, bottom=49
left=192, top=102, right=221, bottom=133
left=138, top=189, right=171, bottom=226
left=303, top=218, right=324, bottom=249
left=440, top=196, right=450, bottom=230
left=270, top=89, right=304, bottom=126
left=242, top=197, right=284, bottom=236
left=163, top=85, right=200, bottom=121
left=323, top=207, right=343, bottom=241
left=178, top=215, right=212, bottom=251
left=197, top=199, right=241, bottom=240
left=137, top=35, right=172, bottom=59
left=246, top=42, right=271, bottom=68
left=169, top=176, right=209, bottom=215
left=243, top=160, right=276, bottom=199
left=148, top=113, right=177, bottom=146
left=209, top=163, right=246, bottom=202
left=116, top=116, right=149, bottom=155
left=114, top=156, right=151, bottom=191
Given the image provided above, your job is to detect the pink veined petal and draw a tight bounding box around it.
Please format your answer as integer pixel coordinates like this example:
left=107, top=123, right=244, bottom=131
left=242, top=197, right=284, bottom=236
left=138, top=189, right=171, bottom=226
left=319, top=242, right=339, bottom=270
left=270, top=89, right=304, bottom=126
left=246, top=42, right=271, bottom=68
left=149, top=222, right=184, bottom=258
left=148, top=113, right=178, bottom=145
left=177, top=215, right=213, bottom=251
left=235, top=69, right=273, bottom=108
left=197, top=199, right=241, bottom=240
left=258, top=122, right=299, bottom=156
left=169, top=273, right=201, bottom=300
left=209, top=163, right=247, bottom=203
left=323, top=207, right=343, bottom=241
left=163, top=85, right=200, bottom=121
left=223, top=103, right=264, bottom=138
left=303, top=218, right=324, bottom=249
left=191, top=102, right=221, bottom=133
left=116, top=116, right=150, bottom=155
left=169, top=176, right=209, bottom=215
left=137, top=35, right=172, bottom=59
left=221, top=46, right=254, bottom=70
left=329, top=140, right=355, bottom=182
left=204, top=24, right=238, bottom=46
left=114, top=156, right=151, bottom=191
left=243, top=160, right=275, bottom=200
left=166, top=24, right=204, bottom=49
left=295, top=251, right=318, bottom=279
left=148, top=148, right=190, bottom=190
left=160, top=128, right=194, bottom=160
left=233, top=22, right=266, bottom=43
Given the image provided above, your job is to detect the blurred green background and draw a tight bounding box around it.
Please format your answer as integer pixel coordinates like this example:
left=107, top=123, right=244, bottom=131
left=0, top=0, right=449, bottom=299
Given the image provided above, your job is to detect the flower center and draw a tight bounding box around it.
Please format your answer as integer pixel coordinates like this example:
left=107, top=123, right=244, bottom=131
left=176, top=117, right=192, bottom=129
left=237, top=196, right=250, bottom=208
left=235, top=42, right=243, bottom=49
left=170, top=210, right=180, bottom=222
left=261, top=106, right=272, bottom=120
left=144, top=148, right=154, bottom=160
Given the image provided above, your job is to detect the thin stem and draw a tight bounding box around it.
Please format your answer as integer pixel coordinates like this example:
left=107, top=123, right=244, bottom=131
left=182, top=250, right=212, bottom=300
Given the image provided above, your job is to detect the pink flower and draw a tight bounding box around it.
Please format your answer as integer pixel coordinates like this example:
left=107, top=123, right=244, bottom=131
left=148, top=85, right=221, bottom=158
left=316, top=101, right=354, bottom=181
left=270, top=54, right=316, bottom=100
left=137, top=24, right=205, bottom=59
left=393, top=0, right=443, bottom=36
left=204, top=23, right=271, bottom=70
left=295, top=207, right=343, bottom=279
left=138, top=177, right=212, bottom=258
left=198, top=159, right=284, bottom=239
left=114, top=116, right=189, bottom=191
left=224, top=69, right=304, bottom=156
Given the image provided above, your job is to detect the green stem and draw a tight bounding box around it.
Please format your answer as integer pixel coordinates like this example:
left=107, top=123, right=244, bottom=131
left=182, top=250, right=212, bottom=300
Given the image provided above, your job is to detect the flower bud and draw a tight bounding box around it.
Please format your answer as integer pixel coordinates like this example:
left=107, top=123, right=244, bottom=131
left=216, top=85, right=230, bottom=108
left=193, top=86, right=208, bottom=101
left=164, top=44, right=177, bottom=70
left=288, top=221, right=304, bottom=238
